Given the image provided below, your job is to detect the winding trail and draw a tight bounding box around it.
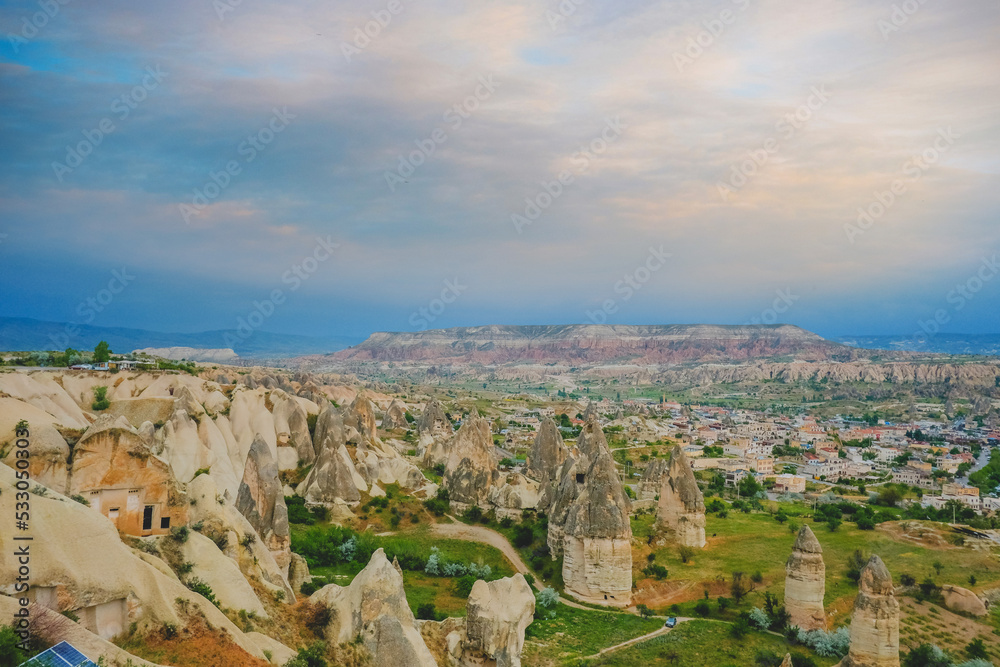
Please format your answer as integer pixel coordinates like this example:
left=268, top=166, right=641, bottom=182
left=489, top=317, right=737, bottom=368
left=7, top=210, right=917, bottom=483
left=430, top=518, right=594, bottom=610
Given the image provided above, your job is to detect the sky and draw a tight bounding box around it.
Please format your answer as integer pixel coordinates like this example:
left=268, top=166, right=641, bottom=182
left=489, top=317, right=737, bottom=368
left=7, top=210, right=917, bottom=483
left=1, top=0, right=999, bottom=344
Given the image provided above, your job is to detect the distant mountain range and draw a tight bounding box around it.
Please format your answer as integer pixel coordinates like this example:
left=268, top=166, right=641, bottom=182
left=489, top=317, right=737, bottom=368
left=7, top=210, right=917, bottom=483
left=329, top=323, right=882, bottom=366
left=0, top=317, right=359, bottom=359
left=834, top=334, right=1000, bottom=357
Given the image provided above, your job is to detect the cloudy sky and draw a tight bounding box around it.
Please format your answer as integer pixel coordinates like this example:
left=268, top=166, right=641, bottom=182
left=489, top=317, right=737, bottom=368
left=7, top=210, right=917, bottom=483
left=1, top=0, right=999, bottom=343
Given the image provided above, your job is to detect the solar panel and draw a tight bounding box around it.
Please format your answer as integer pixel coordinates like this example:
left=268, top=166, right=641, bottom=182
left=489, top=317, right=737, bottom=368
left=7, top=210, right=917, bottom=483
left=19, top=641, right=98, bottom=667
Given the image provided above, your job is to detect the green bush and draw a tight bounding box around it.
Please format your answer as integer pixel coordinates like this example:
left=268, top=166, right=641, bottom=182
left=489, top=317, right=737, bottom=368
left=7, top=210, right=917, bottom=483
left=186, top=577, right=219, bottom=607
left=285, top=641, right=328, bottom=667
left=91, top=386, right=110, bottom=411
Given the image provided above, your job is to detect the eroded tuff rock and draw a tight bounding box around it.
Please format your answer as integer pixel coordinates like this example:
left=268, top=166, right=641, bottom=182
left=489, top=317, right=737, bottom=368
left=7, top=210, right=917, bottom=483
left=312, top=403, right=347, bottom=455
left=575, top=418, right=607, bottom=458
left=941, top=585, right=987, bottom=617
left=654, top=446, right=706, bottom=548
left=487, top=473, right=540, bottom=517
left=382, top=398, right=409, bottom=430
left=839, top=555, right=899, bottom=667
left=235, top=435, right=290, bottom=571
left=637, top=457, right=667, bottom=501
left=418, top=398, right=451, bottom=437
left=270, top=388, right=314, bottom=466
left=343, top=392, right=377, bottom=440
left=781, top=655, right=793, bottom=667
left=464, top=574, right=535, bottom=667
left=785, top=525, right=826, bottom=631
left=443, top=414, right=499, bottom=507
left=297, top=441, right=364, bottom=505
left=526, top=418, right=568, bottom=482
left=548, top=423, right=632, bottom=607
left=311, top=548, right=436, bottom=667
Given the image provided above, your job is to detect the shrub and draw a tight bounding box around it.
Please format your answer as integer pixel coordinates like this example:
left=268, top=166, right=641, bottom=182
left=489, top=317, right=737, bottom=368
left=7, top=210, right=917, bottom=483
left=678, top=545, right=695, bottom=563
left=749, top=607, right=770, bottom=630
left=338, top=536, right=358, bottom=562
left=300, top=577, right=329, bottom=596
left=900, top=573, right=916, bottom=587
left=751, top=570, right=763, bottom=584
left=176, top=561, right=194, bottom=575
left=285, top=641, right=328, bottom=667
left=511, top=525, right=536, bottom=550
left=536, top=587, right=559, bottom=609
left=694, top=600, right=711, bottom=617
left=424, top=488, right=450, bottom=516
left=301, top=601, right=332, bottom=635
left=796, top=627, right=850, bottom=658
left=463, top=505, right=485, bottom=523
left=186, top=577, right=219, bottom=607
left=425, top=548, right=441, bottom=575
left=845, top=549, right=867, bottom=585
left=717, top=596, right=731, bottom=611
left=170, top=525, right=190, bottom=543
left=966, top=638, right=989, bottom=660
left=642, top=564, right=668, bottom=580
left=416, top=603, right=438, bottom=620
left=730, top=615, right=751, bottom=639
left=637, top=603, right=653, bottom=618
left=452, top=575, right=477, bottom=598
left=70, top=494, right=90, bottom=506
left=499, top=516, right=514, bottom=529
left=903, top=644, right=951, bottom=667
left=91, top=386, right=110, bottom=411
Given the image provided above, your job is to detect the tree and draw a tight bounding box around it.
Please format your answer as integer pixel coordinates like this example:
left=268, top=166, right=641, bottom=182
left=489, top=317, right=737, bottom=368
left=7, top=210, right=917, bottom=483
left=731, top=571, right=748, bottom=603
left=637, top=603, right=653, bottom=618
left=737, top=474, right=763, bottom=499
left=966, top=638, right=988, bottom=660
left=826, top=516, right=841, bottom=532
left=903, top=644, right=951, bottom=667
left=93, top=341, right=111, bottom=363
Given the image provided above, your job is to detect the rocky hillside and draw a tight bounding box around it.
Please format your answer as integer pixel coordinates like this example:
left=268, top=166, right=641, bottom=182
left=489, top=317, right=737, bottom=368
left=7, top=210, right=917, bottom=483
left=329, top=324, right=864, bottom=366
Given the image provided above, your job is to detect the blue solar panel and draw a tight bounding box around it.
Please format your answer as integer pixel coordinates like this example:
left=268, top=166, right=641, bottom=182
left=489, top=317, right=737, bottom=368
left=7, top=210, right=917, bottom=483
left=19, top=641, right=98, bottom=667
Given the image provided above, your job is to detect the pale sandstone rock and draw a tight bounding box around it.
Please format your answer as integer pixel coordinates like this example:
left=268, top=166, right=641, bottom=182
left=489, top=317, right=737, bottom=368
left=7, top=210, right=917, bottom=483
left=941, top=585, right=987, bottom=617
left=526, top=418, right=568, bottom=483
left=187, top=474, right=294, bottom=600
left=270, top=388, right=314, bottom=465
left=179, top=531, right=267, bottom=616
left=654, top=445, right=706, bottom=548
left=311, top=548, right=437, bottom=667
left=781, top=654, right=793, bottom=667
left=344, top=392, right=378, bottom=440
left=840, top=555, right=899, bottom=667
left=235, top=436, right=290, bottom=571
left=0, top=466, right=266, bottom=659
left=288, top=553, right=312, bottom=595
left=382, top=398, right=410, bottom=430
left=246, top=632, right=297, bottom=665
left=0, top=372, right=90, bottom=428
left=0, top=398, right=69, bottom=492
left=443, top=414, right=499, bottom=507
left=298, top=442, right=363, bottom=504
left=549, top=422, right=632, bottom=607
left=464, top=574, right=535, bottom=667
left=636, top=457, right=667, bottom=501
left=785, top=525, right=827, bottom=631
left=488, top=473, right=540, bottom=516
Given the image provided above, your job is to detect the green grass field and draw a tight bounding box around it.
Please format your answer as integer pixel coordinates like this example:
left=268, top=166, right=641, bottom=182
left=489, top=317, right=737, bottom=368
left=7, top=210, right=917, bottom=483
left=523, top=603, right=663, bottom=665
left=580, top=620, right=839, bottom=667
left=633, top=505, right=1000, bottom=619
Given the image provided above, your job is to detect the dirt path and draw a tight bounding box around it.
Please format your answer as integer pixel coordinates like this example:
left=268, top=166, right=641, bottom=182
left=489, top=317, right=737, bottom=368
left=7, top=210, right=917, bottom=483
left=580, top=623, right=675, bottom=660
left=431, top=519, right=594, bottom=610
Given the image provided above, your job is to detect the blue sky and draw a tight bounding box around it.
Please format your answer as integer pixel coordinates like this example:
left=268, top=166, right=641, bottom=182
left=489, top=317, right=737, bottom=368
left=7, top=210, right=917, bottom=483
left=1, top=0, right=999, bottom=341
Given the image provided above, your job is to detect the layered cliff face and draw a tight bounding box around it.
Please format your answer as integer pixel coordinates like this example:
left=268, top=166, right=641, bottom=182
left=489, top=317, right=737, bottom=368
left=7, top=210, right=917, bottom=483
left=526, top=418, right=568, bottom=482
left=311, top=548, right=437, bottom=667
left=841, top=555, right=900, bottom=667
left=442, top=414, right=499, bottom=507
left=332, top=324, right=848, bottom=365
left=654, top=446, right=706, bottom=548
left=785, top=525, right=827, bottom=631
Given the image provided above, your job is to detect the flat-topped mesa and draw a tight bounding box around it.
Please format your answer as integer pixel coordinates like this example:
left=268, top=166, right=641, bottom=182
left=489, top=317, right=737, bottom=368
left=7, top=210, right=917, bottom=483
left=343, top=391, right=377, bottom=440
left=654, top=446, right=706, bottom=548
left=559, top=446, right=633, bottom=607
left=840, top=555, right=900, bottom=667
left=442, top=413, right=499, bottom=507
left=235, top=435, right=290, bottom=571
left=526, top=418, right=568, bottom=482
left=381, top=398, right=409, bottom=430
left=311, top=548, right=436, bottom=667
left=785, top=525, right=827, bottom=631
left=637, top=457, right=667, bottom=501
